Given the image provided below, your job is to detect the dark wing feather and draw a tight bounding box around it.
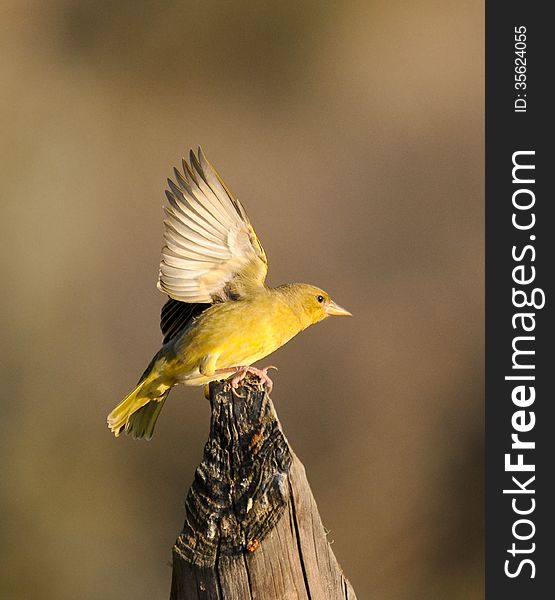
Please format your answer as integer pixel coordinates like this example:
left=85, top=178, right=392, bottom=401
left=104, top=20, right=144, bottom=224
left=160, top=297, right=210, bottom=344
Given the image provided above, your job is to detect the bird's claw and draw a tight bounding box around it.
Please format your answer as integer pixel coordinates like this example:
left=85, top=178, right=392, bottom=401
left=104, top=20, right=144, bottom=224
left=229, top=365, right=277, bottom=396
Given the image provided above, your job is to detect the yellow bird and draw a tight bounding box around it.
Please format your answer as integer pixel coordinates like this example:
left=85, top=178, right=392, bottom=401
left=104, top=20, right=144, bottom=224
left=107, top=148, right=351, bottom=439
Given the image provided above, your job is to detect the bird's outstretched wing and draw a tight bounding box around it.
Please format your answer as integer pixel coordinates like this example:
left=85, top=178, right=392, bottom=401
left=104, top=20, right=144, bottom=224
left=157, top=148, right=268, bottom=303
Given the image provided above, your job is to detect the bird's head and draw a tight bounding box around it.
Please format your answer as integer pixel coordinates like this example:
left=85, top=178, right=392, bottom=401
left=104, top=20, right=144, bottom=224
left=284, top=284, right=352, bottom=327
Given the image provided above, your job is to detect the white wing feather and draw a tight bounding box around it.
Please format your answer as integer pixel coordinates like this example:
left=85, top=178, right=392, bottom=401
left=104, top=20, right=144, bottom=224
left=157, top=148, right=268, bottom=303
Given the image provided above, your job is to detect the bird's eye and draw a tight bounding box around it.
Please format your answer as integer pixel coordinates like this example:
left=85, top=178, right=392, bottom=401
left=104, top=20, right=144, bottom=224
left=316, top=295, right=325, bottom=303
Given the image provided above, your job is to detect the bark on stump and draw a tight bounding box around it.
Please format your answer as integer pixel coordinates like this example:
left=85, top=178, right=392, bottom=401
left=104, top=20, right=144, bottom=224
left=170, top=378, right=357, bottom=600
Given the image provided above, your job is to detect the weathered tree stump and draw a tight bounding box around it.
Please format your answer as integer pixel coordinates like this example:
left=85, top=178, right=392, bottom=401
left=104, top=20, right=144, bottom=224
left=170, top=378, right=357, bottom=600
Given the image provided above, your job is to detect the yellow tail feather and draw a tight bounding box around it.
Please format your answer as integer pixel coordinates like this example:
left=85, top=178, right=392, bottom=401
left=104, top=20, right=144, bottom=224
left=125, top=395, right=168, bottom=440
left=107, top=372, right=171, bottom=438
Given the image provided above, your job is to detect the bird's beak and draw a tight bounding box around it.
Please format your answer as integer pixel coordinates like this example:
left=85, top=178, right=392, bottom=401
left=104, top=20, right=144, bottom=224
left=325, top=301, right=352, bottom=317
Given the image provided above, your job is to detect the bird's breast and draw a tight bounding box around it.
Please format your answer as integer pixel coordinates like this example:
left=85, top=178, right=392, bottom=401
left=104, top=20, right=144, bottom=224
left=176, top=294, right=303, bottom=372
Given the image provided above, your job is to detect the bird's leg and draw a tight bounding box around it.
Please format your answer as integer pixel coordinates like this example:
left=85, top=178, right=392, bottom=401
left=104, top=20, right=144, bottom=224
left=214, top=365, right=278, bottom=396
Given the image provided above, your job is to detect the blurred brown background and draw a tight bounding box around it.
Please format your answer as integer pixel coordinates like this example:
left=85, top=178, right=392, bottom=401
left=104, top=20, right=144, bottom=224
left=1, top=1, right=483, bottom=599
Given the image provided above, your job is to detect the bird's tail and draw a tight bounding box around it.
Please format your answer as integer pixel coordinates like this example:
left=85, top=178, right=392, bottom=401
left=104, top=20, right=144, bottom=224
left=107, top=359, right=172, bottom=440
left=122, top=394, right=169, bottom=440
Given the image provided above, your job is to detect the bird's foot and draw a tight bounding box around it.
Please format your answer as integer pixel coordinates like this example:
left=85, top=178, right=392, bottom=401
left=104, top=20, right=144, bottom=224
left=240, top=365, right=277, bottom=395
left=217, top=365, right=277, bottom=397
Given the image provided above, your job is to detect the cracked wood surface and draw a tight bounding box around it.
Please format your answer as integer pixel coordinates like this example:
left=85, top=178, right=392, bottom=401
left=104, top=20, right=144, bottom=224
left=170, top=379, right=357, bottom=600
